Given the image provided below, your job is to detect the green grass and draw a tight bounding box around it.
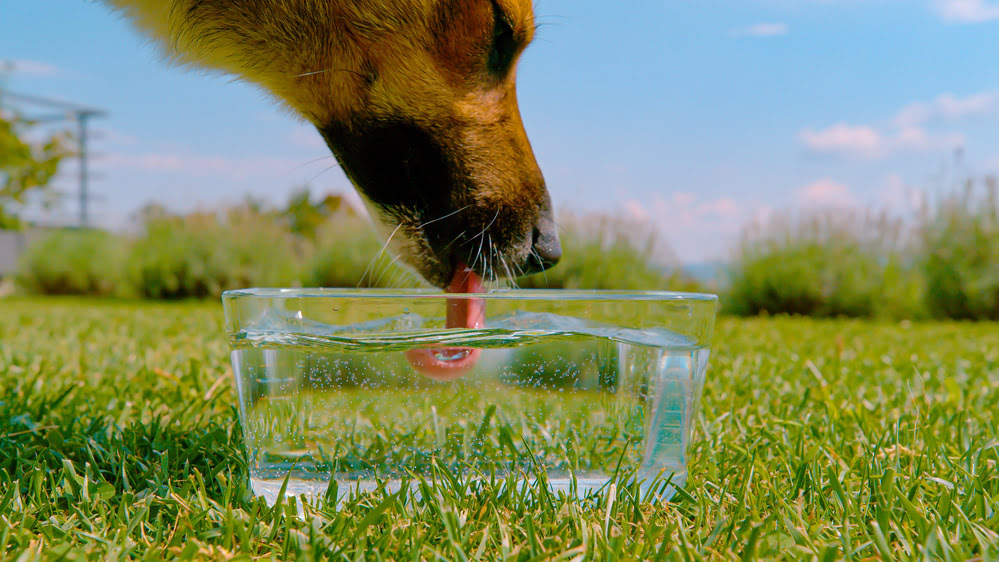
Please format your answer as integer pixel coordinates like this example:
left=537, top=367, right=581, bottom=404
left=1, top=297, right=997, bottom=559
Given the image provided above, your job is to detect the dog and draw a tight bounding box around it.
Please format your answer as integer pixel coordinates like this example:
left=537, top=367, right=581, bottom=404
left=103, top=0, right=561, bottom=288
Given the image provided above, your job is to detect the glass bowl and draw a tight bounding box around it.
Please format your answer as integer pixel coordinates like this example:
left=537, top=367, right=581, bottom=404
left=222, top=288, right=718, bottom=504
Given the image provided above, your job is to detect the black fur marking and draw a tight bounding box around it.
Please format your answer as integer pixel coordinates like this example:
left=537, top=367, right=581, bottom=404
left=319, top=120, right=453, bottom=213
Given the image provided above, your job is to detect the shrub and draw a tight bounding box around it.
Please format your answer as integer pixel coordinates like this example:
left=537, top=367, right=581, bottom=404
left=128, top=206, right=303, bottom=299
left=921, top=177, right=999, bottom=320
left=16, top=228, right=128, bottom=296
left=304, top=213, right=421, bottom=288
left=725, top=208, right=924, bottom=318
left=12, top=203, right=712, bottom=299
left=516, top=212, right=701, bottom=291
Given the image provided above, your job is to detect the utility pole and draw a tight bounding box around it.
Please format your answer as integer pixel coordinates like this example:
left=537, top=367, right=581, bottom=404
left=0, top=91, right=107, bottom=227
left=76, top=110, right=99, bottom=227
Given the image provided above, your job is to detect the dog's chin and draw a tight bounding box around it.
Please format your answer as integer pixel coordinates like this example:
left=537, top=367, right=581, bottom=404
left=407, top=251, right=526, bottom=291
left=380, top=230, right=456, bottom=290
left=412, top=260, right=457, bottom=290
left=404, top=249, right=480, bottom=291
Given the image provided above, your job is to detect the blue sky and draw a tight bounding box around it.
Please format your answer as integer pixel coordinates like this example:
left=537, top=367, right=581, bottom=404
left=3, top=0, right=999, bottom=261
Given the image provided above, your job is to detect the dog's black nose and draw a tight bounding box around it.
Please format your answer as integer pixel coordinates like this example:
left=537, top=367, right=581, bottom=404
left=524, top=211, right=561, bottom=274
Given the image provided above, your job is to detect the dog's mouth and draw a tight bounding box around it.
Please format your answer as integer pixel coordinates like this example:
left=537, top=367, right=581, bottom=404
left=319, top=119, right=561, bottom=289
left=393, top=203, right=561, bottom=289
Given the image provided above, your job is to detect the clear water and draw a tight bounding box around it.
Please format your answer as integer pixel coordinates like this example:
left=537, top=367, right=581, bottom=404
left=229, top=310, right=709, bottom=505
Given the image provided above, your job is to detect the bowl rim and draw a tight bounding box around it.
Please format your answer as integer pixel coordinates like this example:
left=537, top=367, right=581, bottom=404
left=222, top=287, right=719, bottom=302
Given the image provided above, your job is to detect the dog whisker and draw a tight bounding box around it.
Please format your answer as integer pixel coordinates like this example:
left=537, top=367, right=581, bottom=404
left=305, top=164, right=341, bottom=185
left=358, top=223, right=402, bottom=288
left=490, top=237, right=502, bottom=287
left=512, top=258, right=526, bottom=282
left=470, top=230, right=486, bottom=273
left=287, top=155, right=337, bottom=174
left=483, top=209, right=501, bottom=237
left=531, top=247, right=550, bottom=288
left=499, top=252, right=517, bottom=290
left=416, top=204, right=472, bottom=229
left=463, top=209, right=501, bottom=246
left=441, top=230, right=467, bottom=253
left=371, top=252, right=403, bottom=287
left=383, top=257, right=421, bottom=288
left=480, top=229, right=490, bottom=272
left=294, top=67, right=369, bottom=80
left=487, top=234, right=496, bottom=284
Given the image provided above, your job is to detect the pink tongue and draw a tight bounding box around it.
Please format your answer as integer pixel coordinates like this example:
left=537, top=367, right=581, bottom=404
left=446, top=267, right=485, bottom=330
left=405, top=267, right=485, bottom=380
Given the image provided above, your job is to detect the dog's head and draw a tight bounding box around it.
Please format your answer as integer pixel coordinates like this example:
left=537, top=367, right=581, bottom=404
left=108, top=0, right=560, bottom=287
left=315, top=0, right=561, bottom=287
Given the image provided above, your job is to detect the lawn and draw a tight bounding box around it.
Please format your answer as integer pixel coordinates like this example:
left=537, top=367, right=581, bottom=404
left=1, top=297, right=997, bottom=560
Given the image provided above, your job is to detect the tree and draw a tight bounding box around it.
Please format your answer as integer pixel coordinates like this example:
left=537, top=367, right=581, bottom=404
left=279, top=187, right=354, bottom=240
left=0, top=109, right=69, bottom=229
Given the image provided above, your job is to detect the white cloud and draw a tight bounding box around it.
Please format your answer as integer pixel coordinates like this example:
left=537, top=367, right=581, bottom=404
left=0, top=59, right=60, bottom=77
left=800, top=122, right=964, bottom=159
left=800, top=123, right=885, bottom=158
left=795, top=178, right=856, bottom=206
left=734, top=22, right=789, bottom=37
left=935, top=0, right=999, bottom=22
left=798, top=90, right=988, bottom=159
left=894, top=91, right=999, bottom=126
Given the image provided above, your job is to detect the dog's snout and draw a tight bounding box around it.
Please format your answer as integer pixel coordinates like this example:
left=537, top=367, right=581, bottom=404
left=524, top=209, right=561, bottom=275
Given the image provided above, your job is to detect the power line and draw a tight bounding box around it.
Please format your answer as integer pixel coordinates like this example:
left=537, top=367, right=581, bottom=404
left=0, top=91, right=105, bottom=116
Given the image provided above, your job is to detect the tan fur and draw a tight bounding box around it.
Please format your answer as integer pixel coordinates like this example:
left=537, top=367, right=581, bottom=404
left=103, top=1, right=531, bottom=125
left=104, top=0, right=557, bottom=287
